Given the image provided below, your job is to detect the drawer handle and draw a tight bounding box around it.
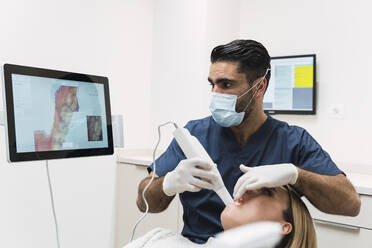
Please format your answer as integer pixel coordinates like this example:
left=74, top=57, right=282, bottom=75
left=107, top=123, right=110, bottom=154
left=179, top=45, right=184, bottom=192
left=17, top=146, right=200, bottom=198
left=313, top=219, right=360, bottom=231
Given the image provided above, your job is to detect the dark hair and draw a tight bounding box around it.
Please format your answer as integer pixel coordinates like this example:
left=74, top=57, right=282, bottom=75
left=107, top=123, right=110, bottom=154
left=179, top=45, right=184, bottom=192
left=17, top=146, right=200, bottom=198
left=210, top=39, right=271, bottom=90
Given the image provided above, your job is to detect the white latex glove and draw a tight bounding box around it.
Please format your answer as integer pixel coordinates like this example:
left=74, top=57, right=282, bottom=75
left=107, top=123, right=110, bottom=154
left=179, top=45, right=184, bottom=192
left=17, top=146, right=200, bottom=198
left=233, top=163, right=298, bottom=200
left=162, top=157, right=224, bottom=196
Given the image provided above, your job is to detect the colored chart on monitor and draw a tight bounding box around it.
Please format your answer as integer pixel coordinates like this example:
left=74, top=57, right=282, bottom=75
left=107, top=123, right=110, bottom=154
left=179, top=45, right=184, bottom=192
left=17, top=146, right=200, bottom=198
left=263, top=55, right=315, bottom=114
left=11, top=74, right=109, bottom=153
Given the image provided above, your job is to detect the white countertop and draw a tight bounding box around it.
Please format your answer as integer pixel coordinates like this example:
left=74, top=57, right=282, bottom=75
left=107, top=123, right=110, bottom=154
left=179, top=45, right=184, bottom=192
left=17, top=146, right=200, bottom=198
left=116, top=149, right=372, bottom=196
left=116, top=148, right=157, bottom=167
left=347, top=173, right=372, bottom=196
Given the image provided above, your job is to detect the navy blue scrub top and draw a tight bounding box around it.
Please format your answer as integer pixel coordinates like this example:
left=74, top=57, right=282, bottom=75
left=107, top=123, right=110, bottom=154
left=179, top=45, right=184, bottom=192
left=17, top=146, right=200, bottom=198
left=148, top=115, right=343, bottom=244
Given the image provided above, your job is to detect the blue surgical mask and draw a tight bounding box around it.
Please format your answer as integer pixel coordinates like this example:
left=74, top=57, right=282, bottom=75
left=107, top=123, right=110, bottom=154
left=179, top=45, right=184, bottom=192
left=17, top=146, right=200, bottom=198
left=209, top=69, right=269, bottom=127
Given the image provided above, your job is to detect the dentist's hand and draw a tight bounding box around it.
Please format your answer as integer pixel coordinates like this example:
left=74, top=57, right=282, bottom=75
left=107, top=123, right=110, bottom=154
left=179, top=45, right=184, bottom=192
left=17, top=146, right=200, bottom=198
left=233, top=163, right=298, bottom=200
left=162, top=158, right=223, bottom=196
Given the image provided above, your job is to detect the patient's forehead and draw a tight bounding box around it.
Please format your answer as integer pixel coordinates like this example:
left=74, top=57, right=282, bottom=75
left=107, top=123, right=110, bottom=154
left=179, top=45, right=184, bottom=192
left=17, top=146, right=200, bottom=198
left=241, top=186, right=289, bottom=203
left=273, top=186, right=288, bottom=195
left=270, top=186, right=288, bottom=197
left=244, top=186, right=286, bottom=194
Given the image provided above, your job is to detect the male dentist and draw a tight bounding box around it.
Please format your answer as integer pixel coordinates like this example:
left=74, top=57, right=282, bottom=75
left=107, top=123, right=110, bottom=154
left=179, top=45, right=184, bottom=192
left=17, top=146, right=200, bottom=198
left=136, top=39, right=361, bottom=244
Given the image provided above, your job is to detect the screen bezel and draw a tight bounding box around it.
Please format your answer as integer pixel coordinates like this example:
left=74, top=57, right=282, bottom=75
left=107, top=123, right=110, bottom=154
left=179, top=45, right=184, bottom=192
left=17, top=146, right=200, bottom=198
left=264, top=54, right=316, bottom=115
left=3, top=63, right=114, bottom=162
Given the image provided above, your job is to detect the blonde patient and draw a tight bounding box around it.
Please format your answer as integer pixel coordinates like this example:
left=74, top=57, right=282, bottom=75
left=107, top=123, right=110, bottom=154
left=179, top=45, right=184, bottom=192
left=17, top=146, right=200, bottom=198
left=125, top=186, right=317, bottom=248
left=221, top=185, right=316, bottom=248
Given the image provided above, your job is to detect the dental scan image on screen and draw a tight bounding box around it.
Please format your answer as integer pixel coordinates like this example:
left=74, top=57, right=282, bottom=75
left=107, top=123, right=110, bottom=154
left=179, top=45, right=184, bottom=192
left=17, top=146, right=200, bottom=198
left=263, top=55, right=315, bottom=113
left=12, top=74, right=109, bottom=153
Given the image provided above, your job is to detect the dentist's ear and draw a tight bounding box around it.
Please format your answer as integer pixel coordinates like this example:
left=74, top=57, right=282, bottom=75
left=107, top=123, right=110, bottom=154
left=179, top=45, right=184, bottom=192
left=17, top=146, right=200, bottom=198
left=281, top=221, right=293, bottom=235
left=257, top=80, right=267, bottom=96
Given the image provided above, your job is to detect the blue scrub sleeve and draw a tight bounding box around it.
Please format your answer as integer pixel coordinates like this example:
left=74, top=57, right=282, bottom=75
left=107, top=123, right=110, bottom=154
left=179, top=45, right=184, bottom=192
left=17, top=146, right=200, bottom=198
left=296, top=129, right=344, bottom=176
left=147, top=138, right=186, bottom=177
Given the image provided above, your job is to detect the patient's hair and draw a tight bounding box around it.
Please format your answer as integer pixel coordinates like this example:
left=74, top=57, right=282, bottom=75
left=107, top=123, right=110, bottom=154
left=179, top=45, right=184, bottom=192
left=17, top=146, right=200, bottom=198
left=210, top=39, right=271, bottom=90
left=277, top=186, right=317, bottom=248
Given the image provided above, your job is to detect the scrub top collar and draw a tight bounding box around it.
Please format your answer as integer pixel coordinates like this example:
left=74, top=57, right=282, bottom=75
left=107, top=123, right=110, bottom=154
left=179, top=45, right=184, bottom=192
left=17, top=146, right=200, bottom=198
left=219, top=115, right=274, bottom=153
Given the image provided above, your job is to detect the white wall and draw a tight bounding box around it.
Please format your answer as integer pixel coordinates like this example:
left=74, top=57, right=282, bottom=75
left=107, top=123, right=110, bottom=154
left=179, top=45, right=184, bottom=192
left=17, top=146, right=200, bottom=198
left=0, top=0, right=153, bottom=247
left=239, top=0, right=372, bottom=173
left=150, top=0, right=208, bottom=148
left=150, top=0, right=240, bottom=149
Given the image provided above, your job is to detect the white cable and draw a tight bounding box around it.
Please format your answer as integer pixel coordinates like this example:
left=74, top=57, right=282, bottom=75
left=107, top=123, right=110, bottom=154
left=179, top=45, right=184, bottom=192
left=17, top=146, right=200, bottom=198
left=46, top=160, right=61, bottom=248
left=129, top=121, right=177, bottom=243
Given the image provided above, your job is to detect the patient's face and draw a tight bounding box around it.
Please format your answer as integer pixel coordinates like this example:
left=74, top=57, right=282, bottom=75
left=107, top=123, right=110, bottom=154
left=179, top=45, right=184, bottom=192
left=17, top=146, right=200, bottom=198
left=221, top=187, right=289, bottom=230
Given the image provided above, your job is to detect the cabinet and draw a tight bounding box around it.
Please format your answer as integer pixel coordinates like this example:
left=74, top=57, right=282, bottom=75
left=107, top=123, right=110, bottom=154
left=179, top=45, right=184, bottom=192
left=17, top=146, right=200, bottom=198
left=114, top=162, right=183, bottom=248
left=313, top=220, right=372, bottom=248
left=304, top=194, right=372, bottom=248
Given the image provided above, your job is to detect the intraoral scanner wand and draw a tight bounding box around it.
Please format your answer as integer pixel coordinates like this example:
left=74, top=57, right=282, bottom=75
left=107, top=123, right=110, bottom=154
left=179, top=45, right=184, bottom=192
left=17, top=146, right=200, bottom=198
left=173, top=126, right=234, bottom=205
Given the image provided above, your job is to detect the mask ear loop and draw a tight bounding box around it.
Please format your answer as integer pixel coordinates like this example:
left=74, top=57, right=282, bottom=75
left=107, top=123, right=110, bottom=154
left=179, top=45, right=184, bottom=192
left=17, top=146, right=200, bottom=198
left=241, top=68, right=270, bottom=112
left=238, top=68, right=270, bottom=99
left=242, top=84, right=260, bottom=112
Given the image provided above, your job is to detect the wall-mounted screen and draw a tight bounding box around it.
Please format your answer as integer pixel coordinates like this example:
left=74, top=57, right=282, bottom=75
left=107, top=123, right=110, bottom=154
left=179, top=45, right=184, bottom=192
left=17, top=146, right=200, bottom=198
left=2, top=64, right=113, bottom=162
left=263, top=54, right=316, bottom=115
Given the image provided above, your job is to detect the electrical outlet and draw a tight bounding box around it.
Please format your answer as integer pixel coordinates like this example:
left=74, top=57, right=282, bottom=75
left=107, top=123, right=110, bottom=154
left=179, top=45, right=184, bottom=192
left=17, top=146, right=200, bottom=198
left=330, top=104, right=344, bottom=119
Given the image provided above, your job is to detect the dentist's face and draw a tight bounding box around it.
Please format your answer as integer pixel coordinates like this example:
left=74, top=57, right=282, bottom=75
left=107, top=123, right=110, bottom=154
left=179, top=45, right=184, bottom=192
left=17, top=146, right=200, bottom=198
left=208, top=61, right=260, bottom=115
left=208, top=61, right=248, bottom=96
left=220, top=187, right=289, bottom=230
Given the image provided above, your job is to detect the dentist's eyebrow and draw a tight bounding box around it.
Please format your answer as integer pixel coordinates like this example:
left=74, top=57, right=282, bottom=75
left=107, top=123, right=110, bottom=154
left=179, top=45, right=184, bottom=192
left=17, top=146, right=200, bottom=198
left=208, top=77, right=237, bottom=84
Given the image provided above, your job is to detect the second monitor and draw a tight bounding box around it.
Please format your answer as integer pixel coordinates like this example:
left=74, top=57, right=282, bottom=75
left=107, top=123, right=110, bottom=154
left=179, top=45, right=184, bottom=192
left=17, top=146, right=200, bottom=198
left=263, top=54, right=316, bottom=115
